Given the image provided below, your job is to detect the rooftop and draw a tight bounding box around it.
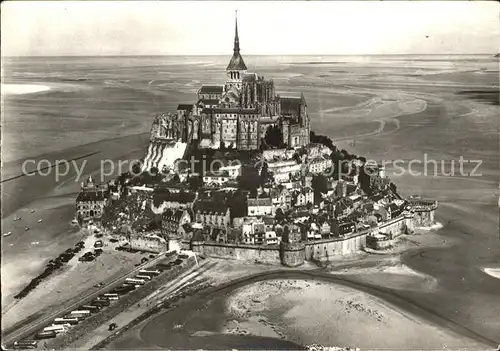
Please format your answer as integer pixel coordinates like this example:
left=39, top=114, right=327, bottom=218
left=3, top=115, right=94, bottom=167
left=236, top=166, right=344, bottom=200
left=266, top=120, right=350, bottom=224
left=199, top=85, right=224, bottom=94
left=195, top=201, right=229, bottom=215
left=198, top=99, right=219, bottom=106
left=177, top=104, right=193, bottom=112
left=248, top=197, right=272, bottom=207
left=227, top=52, right=247, bottom=71
left=76, top=190, right=106, bottom=202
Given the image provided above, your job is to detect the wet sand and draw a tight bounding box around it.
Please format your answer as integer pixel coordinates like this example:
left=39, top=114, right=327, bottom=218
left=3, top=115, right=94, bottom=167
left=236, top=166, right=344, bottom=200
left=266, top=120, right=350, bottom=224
left=1, top=132, right=149, bottom=315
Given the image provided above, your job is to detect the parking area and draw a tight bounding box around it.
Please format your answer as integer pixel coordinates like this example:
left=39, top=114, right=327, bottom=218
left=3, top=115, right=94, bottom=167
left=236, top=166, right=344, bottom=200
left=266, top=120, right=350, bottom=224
left=8, top=251, right=188, bottom=349
left=2, top=233, right=166, bottom=336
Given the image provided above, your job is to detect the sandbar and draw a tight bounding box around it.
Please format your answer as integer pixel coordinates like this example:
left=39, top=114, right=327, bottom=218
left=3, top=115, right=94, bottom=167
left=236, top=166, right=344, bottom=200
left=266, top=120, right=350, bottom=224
left=224, top=279, right=488, bottom=349
left=2, top=84, right=51, bottom=96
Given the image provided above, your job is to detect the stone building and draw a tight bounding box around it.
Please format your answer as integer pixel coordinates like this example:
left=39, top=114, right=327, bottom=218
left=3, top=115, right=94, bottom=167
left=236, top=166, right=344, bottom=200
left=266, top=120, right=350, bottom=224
left=194, top=202, right=231, bottom=229
left=143, top=12, right=311, bottom=159
left=76, top=175, right=108, bottom=222
left=247, top=197, right=273, bottom=217
left=162, top=209, right=191, bottom=237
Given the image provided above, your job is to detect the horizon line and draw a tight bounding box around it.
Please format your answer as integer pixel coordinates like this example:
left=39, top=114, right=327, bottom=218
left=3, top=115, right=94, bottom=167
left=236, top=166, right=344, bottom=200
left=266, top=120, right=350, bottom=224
left=2, top=53, right=498, bottom=58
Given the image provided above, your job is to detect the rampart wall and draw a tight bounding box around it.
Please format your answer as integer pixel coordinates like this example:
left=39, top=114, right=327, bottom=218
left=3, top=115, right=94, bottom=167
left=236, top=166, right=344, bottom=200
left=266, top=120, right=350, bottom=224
left=181, top=207, right=436, bottom=266
left=191, top=241, right=281, bottom=264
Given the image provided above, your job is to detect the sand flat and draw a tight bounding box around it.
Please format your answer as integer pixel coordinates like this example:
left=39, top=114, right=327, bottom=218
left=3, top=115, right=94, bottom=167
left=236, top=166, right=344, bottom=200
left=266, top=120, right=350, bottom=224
left=225, top=279, right=489, bottom=349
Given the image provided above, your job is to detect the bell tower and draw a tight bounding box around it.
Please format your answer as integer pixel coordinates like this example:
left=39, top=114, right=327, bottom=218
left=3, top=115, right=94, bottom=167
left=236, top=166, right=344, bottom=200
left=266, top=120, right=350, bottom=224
left=226, top=10, right=247, bottom=90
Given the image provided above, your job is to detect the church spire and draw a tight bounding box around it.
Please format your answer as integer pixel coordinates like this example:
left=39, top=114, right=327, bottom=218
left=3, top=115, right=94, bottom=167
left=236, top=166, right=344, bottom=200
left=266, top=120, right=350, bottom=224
left=226, top=10, right=247, bottom=72
left=233, top=10, right=240, bottom=54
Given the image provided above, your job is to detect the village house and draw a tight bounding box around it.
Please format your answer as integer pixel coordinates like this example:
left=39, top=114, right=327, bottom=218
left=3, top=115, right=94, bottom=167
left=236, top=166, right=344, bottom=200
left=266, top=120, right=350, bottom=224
left=262, top=148, right=295, bottom=162
left=293, top=187, right=314, bottom=207
left=290, top=209, right=310, bottom=221
left=270, top=186, right=292, bottom=210
left=267, top=159, right=302, bottom=183
left=336, top=180, right=347, bottom=198
left=307, top=154, right=332, bottom=174
left=162, top=209, right=191, bottom=237
left=194, top=202, right=231, bottom=229
left=320, top=221, right=331, bottom=237
left=203, top=171, right=230, bottom=187
left=76, top=175, right=108, bottom=222
left=265, top=231, right=279, bottom=245
left=247, top=197, right=273, bottom=217
left=387, top=203, right=403, bottom=219
left=218, top=161, right=242, bottom=179
left=334, top=197, right=355, bottom=219
left=241, top=218, right=267, bottom=245
left=338, top=220, right=356, bottom=236
left=262, top=216, right=276, bottom=232
left=177, top=223, right=194, bottom=243
left=307, top=222, right=322, bottom=240
left=150, top=190, right=196, bottom=213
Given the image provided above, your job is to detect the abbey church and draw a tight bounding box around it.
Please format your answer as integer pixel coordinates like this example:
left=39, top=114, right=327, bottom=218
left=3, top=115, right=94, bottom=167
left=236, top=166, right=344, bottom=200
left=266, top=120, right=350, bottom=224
left=149, top=13, right=310, bottom=151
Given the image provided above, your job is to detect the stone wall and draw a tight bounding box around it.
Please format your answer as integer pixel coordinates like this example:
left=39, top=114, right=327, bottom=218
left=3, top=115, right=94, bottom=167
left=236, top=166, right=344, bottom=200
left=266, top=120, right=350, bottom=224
left=191, top=242, right=281, bottom=265
left=130, top=234, right=168, bottom=253
left=412, top=209, right=435, bottom=227
left=304, top=232, right=368, bottom=261
left=190, top=214, right=427, bottom=265
left=366, top=235, right=392, bottom=250
left=378, top=215, right=411, bottom=238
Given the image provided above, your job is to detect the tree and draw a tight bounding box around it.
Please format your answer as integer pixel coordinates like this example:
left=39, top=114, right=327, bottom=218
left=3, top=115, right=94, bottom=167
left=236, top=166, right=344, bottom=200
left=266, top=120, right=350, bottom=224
left=283, top=225, right=290, bottom=243
left=238, top=167, right=260, bottom=195
left=131, top=161, right=142, bottom=176
left=275, top=208, right=285, bottom=222
left=260, top=162, right=270, bottom=186
left=188, top=176, right=202, bottom=191
left=310, top=131, right=337, bottom=152
left=227, top=191, right=247, bottom=219
left=311, top=174, right=328, bottom=195
left=265, top=125, right=283, bottom=148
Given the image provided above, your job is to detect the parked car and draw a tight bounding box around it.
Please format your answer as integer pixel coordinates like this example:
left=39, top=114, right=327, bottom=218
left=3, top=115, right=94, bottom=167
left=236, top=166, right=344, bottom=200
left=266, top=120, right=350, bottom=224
left=108, top=323, right=118, bottom=331
left=94, top=240, right=103, bottom=248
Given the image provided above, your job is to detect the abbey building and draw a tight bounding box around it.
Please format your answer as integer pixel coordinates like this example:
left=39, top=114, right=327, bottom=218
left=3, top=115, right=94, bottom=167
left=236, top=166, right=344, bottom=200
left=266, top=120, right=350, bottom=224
left=150, top=13, right=310, bottom=151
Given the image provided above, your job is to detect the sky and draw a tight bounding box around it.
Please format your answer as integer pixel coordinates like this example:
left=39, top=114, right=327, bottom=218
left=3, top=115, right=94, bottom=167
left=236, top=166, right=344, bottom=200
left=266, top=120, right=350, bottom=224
left=1, top=1, right=498, bottom=56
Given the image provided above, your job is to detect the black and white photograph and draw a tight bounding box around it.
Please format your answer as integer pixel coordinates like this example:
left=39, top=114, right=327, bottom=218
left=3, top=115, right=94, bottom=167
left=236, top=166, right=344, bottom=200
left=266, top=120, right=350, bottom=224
left=1, top=1, right=499, bottom=350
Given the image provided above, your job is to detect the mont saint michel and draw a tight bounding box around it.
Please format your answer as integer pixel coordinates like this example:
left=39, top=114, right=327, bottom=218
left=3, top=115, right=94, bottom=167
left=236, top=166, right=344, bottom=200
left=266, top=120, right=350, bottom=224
left=2, top=2, right=499, bottom=351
